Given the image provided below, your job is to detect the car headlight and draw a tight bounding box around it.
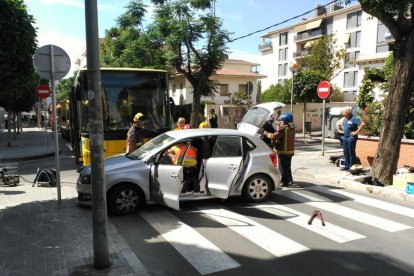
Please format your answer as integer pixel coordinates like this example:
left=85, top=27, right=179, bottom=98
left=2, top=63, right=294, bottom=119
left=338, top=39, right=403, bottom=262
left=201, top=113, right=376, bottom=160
left=80, top=175, right=91, bottom=184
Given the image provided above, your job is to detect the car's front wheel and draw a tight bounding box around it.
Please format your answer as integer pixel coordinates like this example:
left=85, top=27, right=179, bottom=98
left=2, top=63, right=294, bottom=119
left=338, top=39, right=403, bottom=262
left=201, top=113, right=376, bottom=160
left=242, top=174, right=272, bottom=202
left=107, top=183, right=145, bottom=215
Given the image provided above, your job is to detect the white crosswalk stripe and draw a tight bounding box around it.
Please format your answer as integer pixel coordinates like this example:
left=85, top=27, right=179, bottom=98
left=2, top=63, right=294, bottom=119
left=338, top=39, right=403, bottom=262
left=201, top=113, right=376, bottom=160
left=140, top=210, right=240, bottom=275
left=196, top=206, right=309, bottom=257
left=251, top=202, right=365, bottom=243
left=275, top=189, right=412, bottom=232
left=308, top=185, right=414, bottom=219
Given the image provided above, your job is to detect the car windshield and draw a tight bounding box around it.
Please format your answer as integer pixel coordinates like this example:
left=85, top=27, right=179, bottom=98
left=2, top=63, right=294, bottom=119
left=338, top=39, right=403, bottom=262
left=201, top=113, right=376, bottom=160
left=240, top=107, right=270, bottom=127
left=127, top=133, right=174, bottom=160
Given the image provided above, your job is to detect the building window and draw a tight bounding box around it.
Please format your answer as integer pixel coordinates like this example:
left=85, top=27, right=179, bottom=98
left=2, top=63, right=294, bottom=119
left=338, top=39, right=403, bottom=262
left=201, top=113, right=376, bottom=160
left=238, top=84, right=247, bottom=94
left=279, top=47, right=288, bottom=61
left=279, top=32, right=288, bottom=46
left=325, top=17, right=333, bottom=34
left=347, top=31, right=361, bottom=48
left=346, top=10, right=362, bottom=29
left=376, top=22, right=391, bottom=53
left=219, top=84, right=229, bottom=96
left=172, top=84, right=176, bottom=96
left=344, top=71, right=358, bottom=87
left=278, top=63, right=288, bottom=77
left=345, top=51, right=360, bottom=68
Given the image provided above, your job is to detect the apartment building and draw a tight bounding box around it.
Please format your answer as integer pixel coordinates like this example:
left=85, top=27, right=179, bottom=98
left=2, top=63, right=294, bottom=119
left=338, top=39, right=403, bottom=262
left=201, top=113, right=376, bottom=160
left=259, top=3, right=393, bottom=102
left=169, top=58, right=266, bottom=105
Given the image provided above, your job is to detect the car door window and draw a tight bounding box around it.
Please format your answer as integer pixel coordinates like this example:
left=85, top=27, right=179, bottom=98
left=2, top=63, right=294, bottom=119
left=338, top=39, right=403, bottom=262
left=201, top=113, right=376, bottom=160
left=212, top=136, right=242, bottom=157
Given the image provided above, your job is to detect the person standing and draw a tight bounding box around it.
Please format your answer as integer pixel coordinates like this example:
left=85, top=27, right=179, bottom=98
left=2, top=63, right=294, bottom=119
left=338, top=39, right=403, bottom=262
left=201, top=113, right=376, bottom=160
left=174, top=117, right=191, bottom=130
left=262, top=112, right=295, bottom=187
left=126, top=112, right=146, bottom=153
left=341, top=106, right=365, bottom=171
left=208, top=108, right=218, bottom=128
left=199, top=116, right=209, bottom=128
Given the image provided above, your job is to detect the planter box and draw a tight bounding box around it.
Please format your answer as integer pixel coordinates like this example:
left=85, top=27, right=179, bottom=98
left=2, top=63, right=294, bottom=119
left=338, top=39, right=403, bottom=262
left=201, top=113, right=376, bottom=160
left=356, top=136, right=414, bottom=167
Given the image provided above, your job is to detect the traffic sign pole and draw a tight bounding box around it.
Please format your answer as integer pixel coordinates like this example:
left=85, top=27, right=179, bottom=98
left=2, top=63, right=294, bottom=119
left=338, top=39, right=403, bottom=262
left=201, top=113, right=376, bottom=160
left=317, top=81, right=331, bottom=156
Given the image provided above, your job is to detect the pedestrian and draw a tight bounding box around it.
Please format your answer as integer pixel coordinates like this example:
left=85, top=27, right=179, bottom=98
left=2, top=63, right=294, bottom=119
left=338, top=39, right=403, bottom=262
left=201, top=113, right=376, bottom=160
left=208, top=108, right=218, bottom=128
left=126, top=112, right=146, bottom=153
left=262, top=112, right=295, bottom=187
left=174, top=117, right=191, bottom=130
left=199, top=116, right=209, bottom=128
left=340, top=106, right=365, bottom=171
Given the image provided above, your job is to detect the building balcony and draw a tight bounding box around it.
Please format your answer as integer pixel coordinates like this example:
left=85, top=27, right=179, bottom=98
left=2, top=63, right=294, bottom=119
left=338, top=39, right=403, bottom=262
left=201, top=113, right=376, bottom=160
left=259, top=41, right=272, bottom=51
left=293, top=50, right=310, bottom=59
left=294, top=29, right=324, bottom=42
left=385, top=33, right=395, bottom=44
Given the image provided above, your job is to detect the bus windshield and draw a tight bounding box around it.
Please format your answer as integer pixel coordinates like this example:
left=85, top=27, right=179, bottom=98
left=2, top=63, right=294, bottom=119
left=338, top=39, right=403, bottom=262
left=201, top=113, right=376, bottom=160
left=78, top=70, right=171, bottom=133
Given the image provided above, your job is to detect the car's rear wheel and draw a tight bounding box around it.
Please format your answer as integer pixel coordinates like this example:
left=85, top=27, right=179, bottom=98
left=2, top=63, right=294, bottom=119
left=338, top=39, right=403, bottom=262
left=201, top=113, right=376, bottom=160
left=107, top=183, right=144, bottom=215
left=242, top=174, right=272, bottom=202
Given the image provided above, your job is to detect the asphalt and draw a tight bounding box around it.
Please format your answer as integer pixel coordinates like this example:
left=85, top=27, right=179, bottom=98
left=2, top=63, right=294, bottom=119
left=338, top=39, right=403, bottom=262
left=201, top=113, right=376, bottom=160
left=0, top=127, right=413, bottom=275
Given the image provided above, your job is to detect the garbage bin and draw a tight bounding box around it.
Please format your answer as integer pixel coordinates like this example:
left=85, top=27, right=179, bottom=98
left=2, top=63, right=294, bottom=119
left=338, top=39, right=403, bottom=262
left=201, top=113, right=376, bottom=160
left=304, top=122, right=312, bottom=135
left=325, top=107, right=343, bottom=138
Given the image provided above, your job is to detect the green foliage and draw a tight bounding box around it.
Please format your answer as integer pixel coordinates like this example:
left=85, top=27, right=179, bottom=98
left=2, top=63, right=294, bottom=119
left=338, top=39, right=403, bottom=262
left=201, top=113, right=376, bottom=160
left=224, top=91, right=252, bottom=106
left=292, top=70, right=326, bottom=103
left=151, top=0, right=230, bottom=126
left=56, top=75, right=76, bottom=102
left=300, top=35, right=347, bottom=79
left=329, top=85, right=344, bottom=102
left=361, top=101, right=384, bottom=136
left=0, top=0, right=37, bottom=112
left=260, top=83, right=290, bottom=104
left=100, top=0, right=167, bottom=69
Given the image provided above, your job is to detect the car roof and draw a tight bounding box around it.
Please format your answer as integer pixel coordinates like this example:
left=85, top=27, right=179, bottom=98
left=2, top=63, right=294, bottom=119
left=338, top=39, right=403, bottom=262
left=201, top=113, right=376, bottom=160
left=165, top=129, right=268, bottom=148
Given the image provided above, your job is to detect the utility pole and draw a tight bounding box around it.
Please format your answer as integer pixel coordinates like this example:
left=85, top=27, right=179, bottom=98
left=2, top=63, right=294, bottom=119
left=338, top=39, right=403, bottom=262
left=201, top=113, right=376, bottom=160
left=84, top=0, right=111, bottom=269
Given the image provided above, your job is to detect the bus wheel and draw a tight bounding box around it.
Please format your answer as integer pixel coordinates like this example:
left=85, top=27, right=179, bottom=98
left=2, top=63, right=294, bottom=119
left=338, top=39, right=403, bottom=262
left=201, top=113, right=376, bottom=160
left=107, top=184, right=144, bottom=215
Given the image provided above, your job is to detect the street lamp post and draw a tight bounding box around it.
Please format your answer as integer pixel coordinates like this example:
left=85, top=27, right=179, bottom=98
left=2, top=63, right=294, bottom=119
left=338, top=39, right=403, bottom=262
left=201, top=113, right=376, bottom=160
left=289, top=61, right=301, bottom=114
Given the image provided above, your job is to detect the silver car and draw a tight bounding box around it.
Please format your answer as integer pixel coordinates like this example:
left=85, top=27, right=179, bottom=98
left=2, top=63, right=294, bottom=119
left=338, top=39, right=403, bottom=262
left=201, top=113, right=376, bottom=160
left=77, top=129, right=281, bottom=215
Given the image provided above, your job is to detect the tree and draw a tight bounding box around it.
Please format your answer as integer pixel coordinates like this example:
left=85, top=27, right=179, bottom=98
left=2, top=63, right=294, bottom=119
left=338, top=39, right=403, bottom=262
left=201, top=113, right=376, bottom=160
left=151, top=0, right=230, bottom=127
left=260, top=83, right=291, bottom=104
left=341, top=0, right=414, bottom=185
left=100, top=0, right=166, bottom=69
left=292, top=70, right=326, bottom=132
left=55, top=75, right=76, bottom=102
left=224, top=90, right=253, bottom=107
left=300, top=34, right=347, bottom=79
left=0, top=0, right=37, bottom=146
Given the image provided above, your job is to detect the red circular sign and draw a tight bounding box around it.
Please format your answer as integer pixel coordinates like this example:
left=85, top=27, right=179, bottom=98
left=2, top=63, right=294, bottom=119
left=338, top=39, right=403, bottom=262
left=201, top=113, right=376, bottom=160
left=36, top=84, right=51, bottom=99
left=317, top=81, right=331, bottom=99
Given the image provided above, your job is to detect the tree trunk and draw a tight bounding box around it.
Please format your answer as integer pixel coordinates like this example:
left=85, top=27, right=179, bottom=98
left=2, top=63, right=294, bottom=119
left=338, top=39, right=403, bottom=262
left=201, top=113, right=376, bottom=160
left=190, top=87, right=202, bottom=128
left=372, top=45, right=414, bottom=185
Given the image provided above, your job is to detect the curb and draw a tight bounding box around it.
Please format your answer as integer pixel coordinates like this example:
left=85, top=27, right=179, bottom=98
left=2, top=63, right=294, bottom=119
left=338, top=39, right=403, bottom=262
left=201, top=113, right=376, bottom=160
left=294, top=169, right=414, bottom=203
left=0, top=152, right=56, bottom=163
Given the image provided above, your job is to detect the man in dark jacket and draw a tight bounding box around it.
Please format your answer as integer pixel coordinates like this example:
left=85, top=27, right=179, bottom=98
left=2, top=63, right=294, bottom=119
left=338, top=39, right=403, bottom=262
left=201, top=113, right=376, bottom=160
left=126, top=112, right=146, bottom=153
left=263, top=112, right=295, bottom=187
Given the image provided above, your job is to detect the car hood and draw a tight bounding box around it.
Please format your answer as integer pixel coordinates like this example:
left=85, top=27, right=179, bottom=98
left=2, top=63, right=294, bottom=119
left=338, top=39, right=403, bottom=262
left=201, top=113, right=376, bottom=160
left=80, top=154, right=139, bottom=175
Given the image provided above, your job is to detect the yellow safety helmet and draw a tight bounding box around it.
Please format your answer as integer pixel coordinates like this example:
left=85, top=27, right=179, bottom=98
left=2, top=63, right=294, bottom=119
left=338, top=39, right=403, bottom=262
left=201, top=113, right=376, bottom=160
left=134, top=112, right=146, bottom=122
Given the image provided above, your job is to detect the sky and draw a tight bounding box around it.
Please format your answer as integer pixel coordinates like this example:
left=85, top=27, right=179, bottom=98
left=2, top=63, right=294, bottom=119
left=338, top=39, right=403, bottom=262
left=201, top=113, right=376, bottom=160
left=25, top=0, right=343, bottom=78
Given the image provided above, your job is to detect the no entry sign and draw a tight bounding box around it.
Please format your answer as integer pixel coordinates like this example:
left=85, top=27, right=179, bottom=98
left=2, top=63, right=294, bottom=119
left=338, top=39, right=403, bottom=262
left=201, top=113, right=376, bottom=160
left=317, top=81, right=331, bottom=99
left=36, top=84, right=51, bottom=99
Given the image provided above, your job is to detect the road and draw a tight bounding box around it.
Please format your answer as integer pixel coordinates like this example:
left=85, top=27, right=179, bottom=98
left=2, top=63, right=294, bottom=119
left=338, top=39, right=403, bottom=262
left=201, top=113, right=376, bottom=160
left=4, top=135, right=414, bottom=275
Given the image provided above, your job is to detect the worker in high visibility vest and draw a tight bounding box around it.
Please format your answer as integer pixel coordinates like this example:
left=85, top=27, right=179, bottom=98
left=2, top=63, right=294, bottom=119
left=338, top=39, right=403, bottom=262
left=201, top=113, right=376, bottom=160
left=168, top=143, right=199, bottom=192
left=262, top=112, right=295, bottom=187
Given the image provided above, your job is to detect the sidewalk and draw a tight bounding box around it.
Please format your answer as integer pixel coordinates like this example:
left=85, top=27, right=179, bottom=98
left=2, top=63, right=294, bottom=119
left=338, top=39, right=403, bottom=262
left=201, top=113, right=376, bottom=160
left=0, top=128, right=144, bottom=275
left=0, top=128, right=413, bottom=275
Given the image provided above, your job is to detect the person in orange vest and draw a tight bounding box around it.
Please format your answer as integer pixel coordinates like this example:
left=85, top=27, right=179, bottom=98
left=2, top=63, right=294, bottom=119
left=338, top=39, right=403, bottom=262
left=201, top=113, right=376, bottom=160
left=168, top=143, right=199, bottom=192
left=126, top=112, right=146, bottom=153
left=262, top=112, right=295, bottom=187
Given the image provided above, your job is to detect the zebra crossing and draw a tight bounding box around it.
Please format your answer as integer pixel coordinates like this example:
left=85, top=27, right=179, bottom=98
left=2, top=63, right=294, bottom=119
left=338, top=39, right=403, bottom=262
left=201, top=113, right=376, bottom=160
left=118, top=186, right=414, bottom=275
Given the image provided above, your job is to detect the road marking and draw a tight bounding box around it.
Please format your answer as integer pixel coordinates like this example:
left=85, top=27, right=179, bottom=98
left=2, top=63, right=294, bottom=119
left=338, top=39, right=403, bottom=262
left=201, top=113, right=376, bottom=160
left=252, top=202, right=365, bottom=243
left=275, top=190, right=412, bottom=232
left=309, top=186, right=414, bottom=219
left=197, top=206, right=309, bottom=257
left=140, top=210, right=240, bottom=275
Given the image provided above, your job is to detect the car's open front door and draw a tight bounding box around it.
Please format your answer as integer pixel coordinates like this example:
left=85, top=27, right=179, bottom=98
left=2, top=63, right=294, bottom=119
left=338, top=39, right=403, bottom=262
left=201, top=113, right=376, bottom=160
left=150, top=164, right=183, bottom=210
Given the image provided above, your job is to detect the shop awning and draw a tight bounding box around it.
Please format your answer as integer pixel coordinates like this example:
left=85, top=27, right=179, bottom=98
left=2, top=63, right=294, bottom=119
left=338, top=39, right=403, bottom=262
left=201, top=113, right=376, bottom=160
left=303, top=41, right=313, bottom=48
left=293, top=24, right=307, bottom=33
left=343, top=33, right=351, bottom=44
left=305, top=19, right=322, bottom=31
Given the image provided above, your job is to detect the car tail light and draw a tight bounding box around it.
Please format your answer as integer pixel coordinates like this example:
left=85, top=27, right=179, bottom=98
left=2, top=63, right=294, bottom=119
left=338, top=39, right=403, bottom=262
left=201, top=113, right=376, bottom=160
left=270, top=153, right=277, bottom=167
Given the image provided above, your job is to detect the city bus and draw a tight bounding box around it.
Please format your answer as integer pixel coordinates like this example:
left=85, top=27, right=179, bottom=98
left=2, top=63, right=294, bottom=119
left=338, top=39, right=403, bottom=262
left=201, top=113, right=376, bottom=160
left=70, top=68, right=173, bottom=165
